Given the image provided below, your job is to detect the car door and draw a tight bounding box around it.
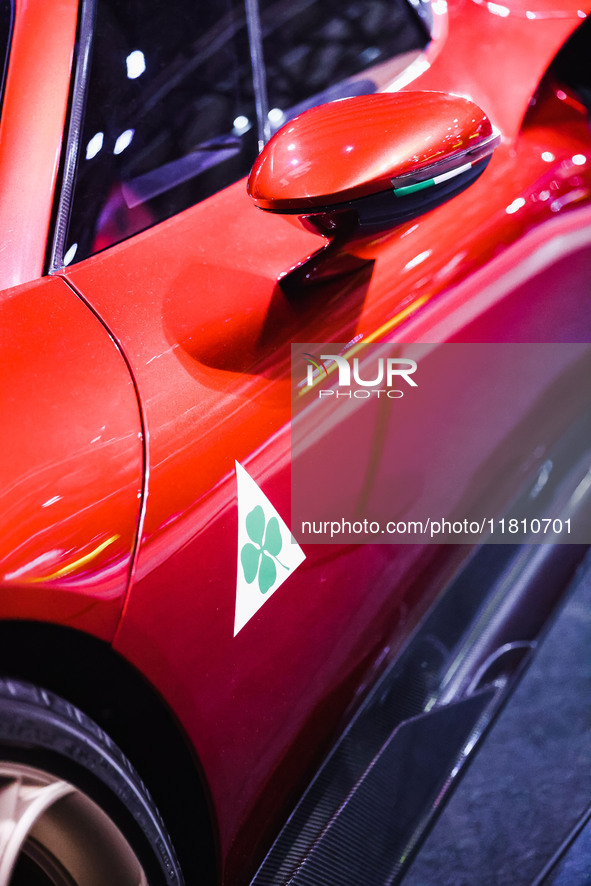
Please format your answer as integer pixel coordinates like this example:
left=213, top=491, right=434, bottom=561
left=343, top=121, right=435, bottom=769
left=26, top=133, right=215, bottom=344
left=52, top=0, right=591, bottom=880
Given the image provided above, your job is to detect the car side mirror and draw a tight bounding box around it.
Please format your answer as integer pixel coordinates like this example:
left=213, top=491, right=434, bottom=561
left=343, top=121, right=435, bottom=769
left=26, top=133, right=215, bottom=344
left=248, top=92, right=499, bottom=289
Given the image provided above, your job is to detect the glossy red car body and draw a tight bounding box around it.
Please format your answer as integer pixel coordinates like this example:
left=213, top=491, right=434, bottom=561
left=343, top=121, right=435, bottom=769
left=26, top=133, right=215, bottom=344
left=1, top=0, right=591, bottom=883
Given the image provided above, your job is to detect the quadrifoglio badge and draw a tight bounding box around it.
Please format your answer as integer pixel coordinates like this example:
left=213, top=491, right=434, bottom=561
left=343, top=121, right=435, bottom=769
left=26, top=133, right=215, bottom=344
left=234, top=462, right=305, bottom=636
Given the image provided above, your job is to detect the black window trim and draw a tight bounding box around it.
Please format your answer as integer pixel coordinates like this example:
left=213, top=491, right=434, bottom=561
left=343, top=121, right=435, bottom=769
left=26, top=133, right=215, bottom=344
left=48, top=0, right=97, bottom=274
left=245, top=0, right=270, bottom=149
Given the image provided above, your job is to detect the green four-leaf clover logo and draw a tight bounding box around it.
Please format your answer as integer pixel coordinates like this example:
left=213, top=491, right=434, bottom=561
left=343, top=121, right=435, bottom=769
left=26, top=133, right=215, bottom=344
left=241, top=505, right=288, bottom=594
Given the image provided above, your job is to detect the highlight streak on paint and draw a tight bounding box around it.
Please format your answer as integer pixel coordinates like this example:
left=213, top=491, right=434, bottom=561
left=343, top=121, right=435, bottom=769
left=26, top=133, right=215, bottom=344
left=26, top=535, right=120, bottom=582
left=351, top=295, right=432, bottom=351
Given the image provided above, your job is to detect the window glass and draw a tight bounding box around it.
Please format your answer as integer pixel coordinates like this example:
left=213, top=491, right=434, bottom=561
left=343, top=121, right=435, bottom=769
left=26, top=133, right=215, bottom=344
left=63, top=0, right=429, bottom=264
left=260, top=0, right=428, bottom=129
left=64, top=0, right=255, bottom=264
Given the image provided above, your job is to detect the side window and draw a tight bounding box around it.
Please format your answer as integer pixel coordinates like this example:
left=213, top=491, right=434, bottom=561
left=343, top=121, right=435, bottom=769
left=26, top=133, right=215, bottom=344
left=260, top=0, right=429, bottom=129
left=62, top=0, right=256, bottom=265
left=59, top=0, right=429, bottom=265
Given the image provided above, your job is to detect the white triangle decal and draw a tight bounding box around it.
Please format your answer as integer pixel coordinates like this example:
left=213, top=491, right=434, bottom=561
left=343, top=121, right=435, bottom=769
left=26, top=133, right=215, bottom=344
left=234, top=461, right=305, bottom=636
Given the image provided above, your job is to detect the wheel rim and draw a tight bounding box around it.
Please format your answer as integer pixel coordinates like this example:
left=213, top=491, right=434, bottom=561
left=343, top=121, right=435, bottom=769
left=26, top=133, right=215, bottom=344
left=0, top=763, right=149, bottom=886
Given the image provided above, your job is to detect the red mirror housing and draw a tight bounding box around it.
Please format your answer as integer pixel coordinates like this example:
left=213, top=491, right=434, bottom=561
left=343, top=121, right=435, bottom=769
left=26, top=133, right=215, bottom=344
left=248, top=91, right=499, bottom=288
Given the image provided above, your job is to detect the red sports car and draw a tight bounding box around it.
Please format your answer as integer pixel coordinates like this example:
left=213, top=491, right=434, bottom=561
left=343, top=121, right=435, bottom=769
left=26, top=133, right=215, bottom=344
left=0, top=0, right=590, bottom=884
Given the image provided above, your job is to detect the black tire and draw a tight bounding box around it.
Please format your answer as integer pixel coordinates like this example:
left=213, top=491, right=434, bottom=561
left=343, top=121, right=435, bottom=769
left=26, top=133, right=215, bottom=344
left=0, top=677, right=185, bottom=886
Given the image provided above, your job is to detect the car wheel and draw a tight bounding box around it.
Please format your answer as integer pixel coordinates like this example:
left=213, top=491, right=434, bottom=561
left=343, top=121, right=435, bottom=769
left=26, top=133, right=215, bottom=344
left=0, top=678, right=185, bottom=886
